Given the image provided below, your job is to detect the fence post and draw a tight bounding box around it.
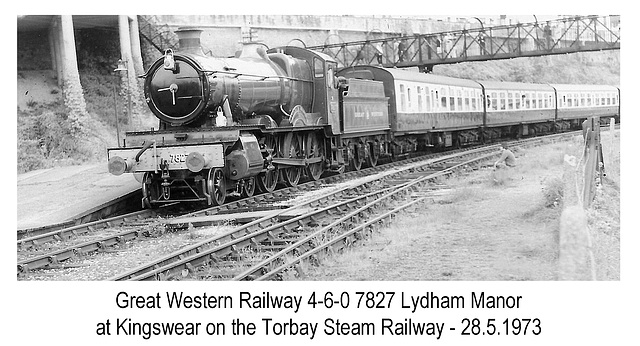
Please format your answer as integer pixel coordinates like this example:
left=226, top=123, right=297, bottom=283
left=582, top=116, right=602, bottom=207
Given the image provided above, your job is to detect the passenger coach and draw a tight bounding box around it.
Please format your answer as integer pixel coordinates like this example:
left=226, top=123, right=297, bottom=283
left=481, top=81, right=557, bottom=139
left=338, top=66, right=485, bottom=151
left=552, top=84, right=620, bottom=130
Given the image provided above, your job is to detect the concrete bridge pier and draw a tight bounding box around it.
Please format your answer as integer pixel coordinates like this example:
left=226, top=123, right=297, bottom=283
left=49, top=15, right=87, bottom=130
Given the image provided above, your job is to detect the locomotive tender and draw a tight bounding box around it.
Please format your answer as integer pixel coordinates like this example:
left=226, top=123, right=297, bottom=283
left=107, top=28, right=620, bottom=208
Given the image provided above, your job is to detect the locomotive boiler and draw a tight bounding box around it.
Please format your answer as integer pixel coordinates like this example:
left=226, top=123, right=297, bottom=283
left=145, top=29, right=314, bottom=128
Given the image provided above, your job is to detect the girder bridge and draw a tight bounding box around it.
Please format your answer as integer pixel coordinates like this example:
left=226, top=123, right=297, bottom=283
left=308, top=15, right=620, bottom=71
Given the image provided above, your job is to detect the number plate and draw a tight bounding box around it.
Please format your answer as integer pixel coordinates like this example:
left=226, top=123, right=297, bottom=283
left=168, top=153, right=188, bottom=165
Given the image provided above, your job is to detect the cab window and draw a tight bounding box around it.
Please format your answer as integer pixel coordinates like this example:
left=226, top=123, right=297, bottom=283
left=314, top=58, right=324, bottom=78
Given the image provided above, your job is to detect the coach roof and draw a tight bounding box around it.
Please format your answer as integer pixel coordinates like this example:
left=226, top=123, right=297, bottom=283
left=375, top=67, right=482, bottom=88
left=550, top=84, right=619, bottom=92
left=479, top=80, right=555, bottom=92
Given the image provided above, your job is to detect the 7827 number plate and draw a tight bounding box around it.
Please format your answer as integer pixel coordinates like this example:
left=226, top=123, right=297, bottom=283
left=168, top=153, right=187, bottom=164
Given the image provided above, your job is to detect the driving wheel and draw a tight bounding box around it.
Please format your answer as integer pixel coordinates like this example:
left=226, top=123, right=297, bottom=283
left=305, top=133, right=324, bottom=181
left=281, top=133, right=302, bottom=187
left=257, top=135, right=278, bottom=193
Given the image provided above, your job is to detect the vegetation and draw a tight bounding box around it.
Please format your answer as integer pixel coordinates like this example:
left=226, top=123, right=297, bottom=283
left=434, top=50, right=620, bottom=85
left=303, top=135, right=619, bottom=281
left=17, top=28, right=137, bottom=174
left=17, top=99, right=116, bottom=173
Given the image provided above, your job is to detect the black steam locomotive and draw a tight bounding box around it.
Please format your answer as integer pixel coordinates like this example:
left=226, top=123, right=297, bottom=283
left=107, top=28, right=619, bottom=207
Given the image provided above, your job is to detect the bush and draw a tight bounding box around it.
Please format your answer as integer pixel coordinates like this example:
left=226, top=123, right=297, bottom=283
left=542, top=177, right=563, bottom=208
left=17, top=101, right=94, bottom=173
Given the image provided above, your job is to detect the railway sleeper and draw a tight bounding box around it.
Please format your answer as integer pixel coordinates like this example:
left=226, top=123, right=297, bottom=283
left=259, top=245, right=287, bottom=252
left=260, top=238, right=292, bottom=246
left=202, top=271, right=238, bottom=279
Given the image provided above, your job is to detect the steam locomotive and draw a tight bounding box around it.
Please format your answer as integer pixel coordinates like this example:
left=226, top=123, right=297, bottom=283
left=107, top=28, right=620, bottom=208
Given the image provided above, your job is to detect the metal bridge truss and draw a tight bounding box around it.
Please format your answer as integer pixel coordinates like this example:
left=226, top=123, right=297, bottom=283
left=138, top=15, right=179, bottom=53
left=308, top=16, right=620, bottom=71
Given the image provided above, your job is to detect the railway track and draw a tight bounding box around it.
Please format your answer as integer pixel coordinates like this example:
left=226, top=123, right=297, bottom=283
left=17, top=132, right=580, bottom=279
left=115, top=147, right=497, bottom=281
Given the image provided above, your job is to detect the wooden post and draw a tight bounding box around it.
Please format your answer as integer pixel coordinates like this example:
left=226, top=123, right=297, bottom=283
left=582, top=116, right=601, bottom=207
left=608, top=117, right=615, bottom=168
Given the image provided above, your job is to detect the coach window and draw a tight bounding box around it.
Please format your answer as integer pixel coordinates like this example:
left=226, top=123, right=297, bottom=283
left=457, top=90, right=463, bottom=110
left=600, top=94, right=605, bottom=106
left=514, top=92, right=521, bottom=109
left=615, top=94, right=619, bottom=105
left=463, top=90, right=469, bottom=111
left=426, top=87, right=432, bottom=111
left=587, top=93, right=592, bottom=106
left=537, top=93, right=542, bottom=108
left=549, top=94, right=554, bottom=108
left=471, top=91, right=476, bottom=111
left=441, top=88, right=447, bottom=109
left=417, top=87, right=423, bottom=112
left=399, top=84, right=406, bottom=112
left=579, top=93, right=585, bottom=107
left=407, top=87, right=412, bottom=110
left=532, top=93, right=538, bottom=109
left=507, top=92, right=513, bottom=110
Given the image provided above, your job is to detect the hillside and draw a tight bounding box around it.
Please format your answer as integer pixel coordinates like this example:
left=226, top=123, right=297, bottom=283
left=433, top=50, right=620, bottom=85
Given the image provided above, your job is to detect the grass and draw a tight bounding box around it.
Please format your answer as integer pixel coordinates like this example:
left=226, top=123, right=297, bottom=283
left=302, top=136, right=620, bottom=281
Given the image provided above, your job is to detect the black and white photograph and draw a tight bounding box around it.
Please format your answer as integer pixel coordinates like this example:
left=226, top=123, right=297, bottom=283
left=16, top=14, right=621, bottom=281
left=10, top=9, right=635, bottom=345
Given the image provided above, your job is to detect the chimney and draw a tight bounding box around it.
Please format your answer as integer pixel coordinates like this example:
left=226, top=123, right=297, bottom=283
left=175, top=27, right=204, bottom=55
